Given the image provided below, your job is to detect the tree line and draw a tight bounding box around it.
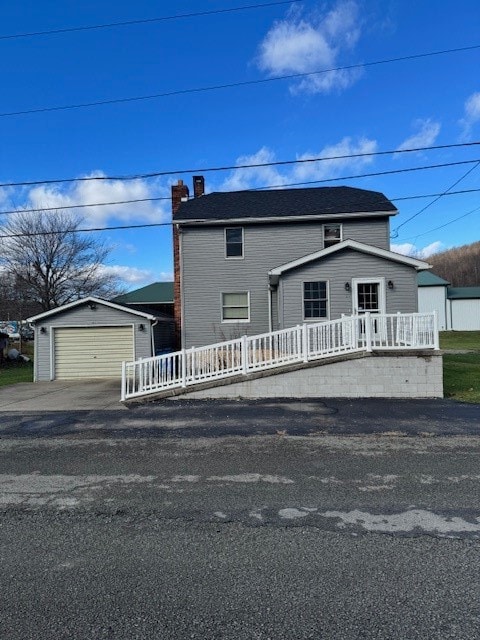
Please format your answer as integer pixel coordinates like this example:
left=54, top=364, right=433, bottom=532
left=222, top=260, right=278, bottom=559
left=428, top=241, right=480, bottom=287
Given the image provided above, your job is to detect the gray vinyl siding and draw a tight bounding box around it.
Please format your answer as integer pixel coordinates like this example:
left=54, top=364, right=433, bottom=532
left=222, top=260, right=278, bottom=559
left=34, top=304, right=153, bottom=381
left=181, top=218, right=391, bottom=347
left=280, top=250, right=418, bottom=327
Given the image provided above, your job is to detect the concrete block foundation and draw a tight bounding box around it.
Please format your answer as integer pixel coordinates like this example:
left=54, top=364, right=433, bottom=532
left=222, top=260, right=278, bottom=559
left=184, top=352, right=443, bottom=400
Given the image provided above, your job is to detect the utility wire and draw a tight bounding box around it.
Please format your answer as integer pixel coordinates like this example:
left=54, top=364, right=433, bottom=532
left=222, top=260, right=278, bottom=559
left=1, top=141, right=479, bottom=189
left=391, top=161, right=480, bottom=236
left=398, top=203, right=480, bottom=242
left=2, top=188, right=480, bottom=239
left=0, top=1, right=302, bottom=41
left=1, top=44, right=479, bottom=118
left=1, top=158, right=479, bottom=217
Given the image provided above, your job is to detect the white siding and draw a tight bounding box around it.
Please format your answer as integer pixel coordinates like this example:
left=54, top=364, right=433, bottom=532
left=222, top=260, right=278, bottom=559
left=418, top=286, right=448, bottom=330
left=450, top=300, right=480, bottom=330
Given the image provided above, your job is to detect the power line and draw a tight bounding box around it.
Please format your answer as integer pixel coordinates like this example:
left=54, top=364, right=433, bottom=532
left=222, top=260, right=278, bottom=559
left=2, top=188, right=480, bottom=239
left=0, top=1, right=301, bottom=41
left=1, top=158, right=479, bottom=217
left=398, top=203, right=480, bottom=242
left=391, top=161, right=480, bottom=236
left=1, top=44, right=479, bottom=118
left=1, top=141, right=479, bottom=189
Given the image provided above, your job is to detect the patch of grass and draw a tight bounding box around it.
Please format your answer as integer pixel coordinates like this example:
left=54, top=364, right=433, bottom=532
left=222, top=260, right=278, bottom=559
left=0, top=361, right=34, bottom=387
left=443, top=353, right=480, bottom=403
left=440, top=331, right=480, bottom=351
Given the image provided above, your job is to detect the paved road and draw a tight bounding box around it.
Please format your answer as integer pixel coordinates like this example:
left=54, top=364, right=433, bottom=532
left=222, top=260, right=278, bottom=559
left=0, top=397, right=479, bottom=438
left=2, top=433, right=480, bottom=639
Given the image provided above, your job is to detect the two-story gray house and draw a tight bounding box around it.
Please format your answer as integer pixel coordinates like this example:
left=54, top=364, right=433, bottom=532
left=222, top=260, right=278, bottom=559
left=172, top=176, right=430, bottom=349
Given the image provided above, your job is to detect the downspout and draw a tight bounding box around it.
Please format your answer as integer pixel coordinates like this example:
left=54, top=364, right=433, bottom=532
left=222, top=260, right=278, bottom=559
left=151, top=319, right=158, bottom=356
left=444, top=286, right=448, bottom=331
left=179, top=227, right=186, bottom=348
left=268, top=285, right=272, bottom=333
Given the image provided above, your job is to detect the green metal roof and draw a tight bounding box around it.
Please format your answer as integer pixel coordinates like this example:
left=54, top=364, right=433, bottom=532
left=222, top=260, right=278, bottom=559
left=447, top=287, right=480, bottom=299
left=113, top=282, right=174, bottom=304
left=417, top=271, right=449, bottom=287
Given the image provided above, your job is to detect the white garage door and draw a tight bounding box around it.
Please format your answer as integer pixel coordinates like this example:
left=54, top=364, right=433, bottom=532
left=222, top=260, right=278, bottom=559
left=54, top=326, right=134, bottom=380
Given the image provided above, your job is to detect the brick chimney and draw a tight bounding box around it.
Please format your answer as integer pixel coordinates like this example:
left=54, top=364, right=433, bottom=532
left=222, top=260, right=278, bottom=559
left=193, top=175, right=205, bottom=198
left=172, top=180, right=189, bottom=350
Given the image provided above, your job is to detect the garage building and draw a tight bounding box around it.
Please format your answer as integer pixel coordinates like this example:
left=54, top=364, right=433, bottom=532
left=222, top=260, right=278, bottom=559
left=28, top=297, right=168, bottom=381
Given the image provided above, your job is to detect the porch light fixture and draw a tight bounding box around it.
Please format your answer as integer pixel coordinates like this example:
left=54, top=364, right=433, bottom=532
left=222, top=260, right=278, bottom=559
left=388, top=280, right=394, bottom=290
left=344, top=282, right=351, bottom=291
left=40, top=327, right=46, bottom=334
left=138, top=324, right=145, bottom=331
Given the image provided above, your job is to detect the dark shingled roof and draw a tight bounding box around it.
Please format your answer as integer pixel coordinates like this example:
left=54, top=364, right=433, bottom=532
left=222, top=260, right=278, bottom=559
left=174, top=186, right=397, bottom=221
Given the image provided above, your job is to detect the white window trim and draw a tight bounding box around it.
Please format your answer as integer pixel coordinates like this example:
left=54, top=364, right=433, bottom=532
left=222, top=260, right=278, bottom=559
left=352, top=278, right=386, bottom=315
left=323, top=223, right=343, bottom=248
left=224, top=226, right=244, bottom=260
left=302, top=280, right=330, bottom=322
left=221, top=291, right=250, bottom=323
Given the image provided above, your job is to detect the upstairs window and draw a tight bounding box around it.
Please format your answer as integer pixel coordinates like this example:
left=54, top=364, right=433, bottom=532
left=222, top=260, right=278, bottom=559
left=303, top=281, right=328, bottom=319
left=225, top=227, right=244, bottom=258
left=323, top=223, right=342, bottom=248
left=222, top=292, right=250, bottom=322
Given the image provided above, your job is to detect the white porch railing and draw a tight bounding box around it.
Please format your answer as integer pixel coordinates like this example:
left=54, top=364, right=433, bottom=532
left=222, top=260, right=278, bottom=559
left=121, top=312, right=439, bottom=401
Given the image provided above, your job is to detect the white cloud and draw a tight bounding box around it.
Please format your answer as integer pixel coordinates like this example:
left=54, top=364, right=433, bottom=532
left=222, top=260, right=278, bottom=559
left=395, top=119, right=441, bottom=154
left=391, top=241, right=444, bottom=259
left=98, top=265, right=155, bottom=286
left=221, top=147, right=287, bottom=192
left=23, top=172, right=171, bottom=227
left=293, top=136, right=378, bottom=181
left=459, top=91, right=480, bottom=140
left=257, top=1, right=362, bottom=94
left=220, top=137, right=378, bottom=191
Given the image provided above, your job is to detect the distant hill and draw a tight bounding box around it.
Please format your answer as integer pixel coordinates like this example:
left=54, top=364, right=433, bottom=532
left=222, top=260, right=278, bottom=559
left=428, top=241, right=480, bottom=286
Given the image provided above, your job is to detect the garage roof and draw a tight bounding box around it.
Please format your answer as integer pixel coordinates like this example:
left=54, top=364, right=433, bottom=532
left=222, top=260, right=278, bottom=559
left=27, top=297, right=157, bottom=323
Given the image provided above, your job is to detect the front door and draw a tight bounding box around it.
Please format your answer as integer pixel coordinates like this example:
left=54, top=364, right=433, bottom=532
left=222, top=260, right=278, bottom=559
left=352, top=279, right=386, bottom=341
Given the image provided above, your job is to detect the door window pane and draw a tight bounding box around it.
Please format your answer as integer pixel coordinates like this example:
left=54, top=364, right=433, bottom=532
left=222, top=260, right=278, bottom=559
left=357, top=283, right=379, bottom=311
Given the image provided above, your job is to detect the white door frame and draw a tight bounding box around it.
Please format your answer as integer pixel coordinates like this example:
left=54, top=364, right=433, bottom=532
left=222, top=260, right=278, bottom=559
left=352, top=278, right=386, bottom=342
left=352, top=278, right=386, bottom=315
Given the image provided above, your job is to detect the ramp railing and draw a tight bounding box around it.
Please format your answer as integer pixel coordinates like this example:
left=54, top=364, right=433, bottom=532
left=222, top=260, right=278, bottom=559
left=121, top=312, right=438, bottom=401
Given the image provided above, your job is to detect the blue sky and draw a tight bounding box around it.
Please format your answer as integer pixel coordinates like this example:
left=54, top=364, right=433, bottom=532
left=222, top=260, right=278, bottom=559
left=1, top=0, right=479, bottom=290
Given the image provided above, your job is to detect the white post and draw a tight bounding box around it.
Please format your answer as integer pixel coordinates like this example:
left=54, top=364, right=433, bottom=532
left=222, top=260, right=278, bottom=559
left=302, top=323, right=309, bottom=362
left=242, top=335, right=248, bottom=374
left=433, top=311, right=440, bottom=350
left=365, top=312, right=372, bottom=352
left=121, top=361, right=126, bottom=402
left=190, top=347, right=195, bottom=382
left=138, top=358, right=144, bottom=391
left=181, top=349, right=187, bottom=387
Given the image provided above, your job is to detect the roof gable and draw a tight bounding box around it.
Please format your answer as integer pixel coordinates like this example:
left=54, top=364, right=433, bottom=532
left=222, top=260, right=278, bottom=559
left=417, top=271, right=450, bottom=287
left=27, top=297, right=157, bottom=323
left=175, top=186, right=397, bottom=223
left=269, top=239, right=431, bottom=278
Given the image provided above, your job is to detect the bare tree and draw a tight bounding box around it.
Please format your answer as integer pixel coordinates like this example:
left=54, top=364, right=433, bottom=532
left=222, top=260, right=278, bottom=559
left=429, top=241, right=480, bottom=287
left=0, top=210, right=124, bottom=311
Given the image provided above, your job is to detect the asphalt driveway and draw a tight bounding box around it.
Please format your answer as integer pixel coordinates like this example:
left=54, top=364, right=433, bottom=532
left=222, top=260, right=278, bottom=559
left=0, top=379, right=479, bottom=438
